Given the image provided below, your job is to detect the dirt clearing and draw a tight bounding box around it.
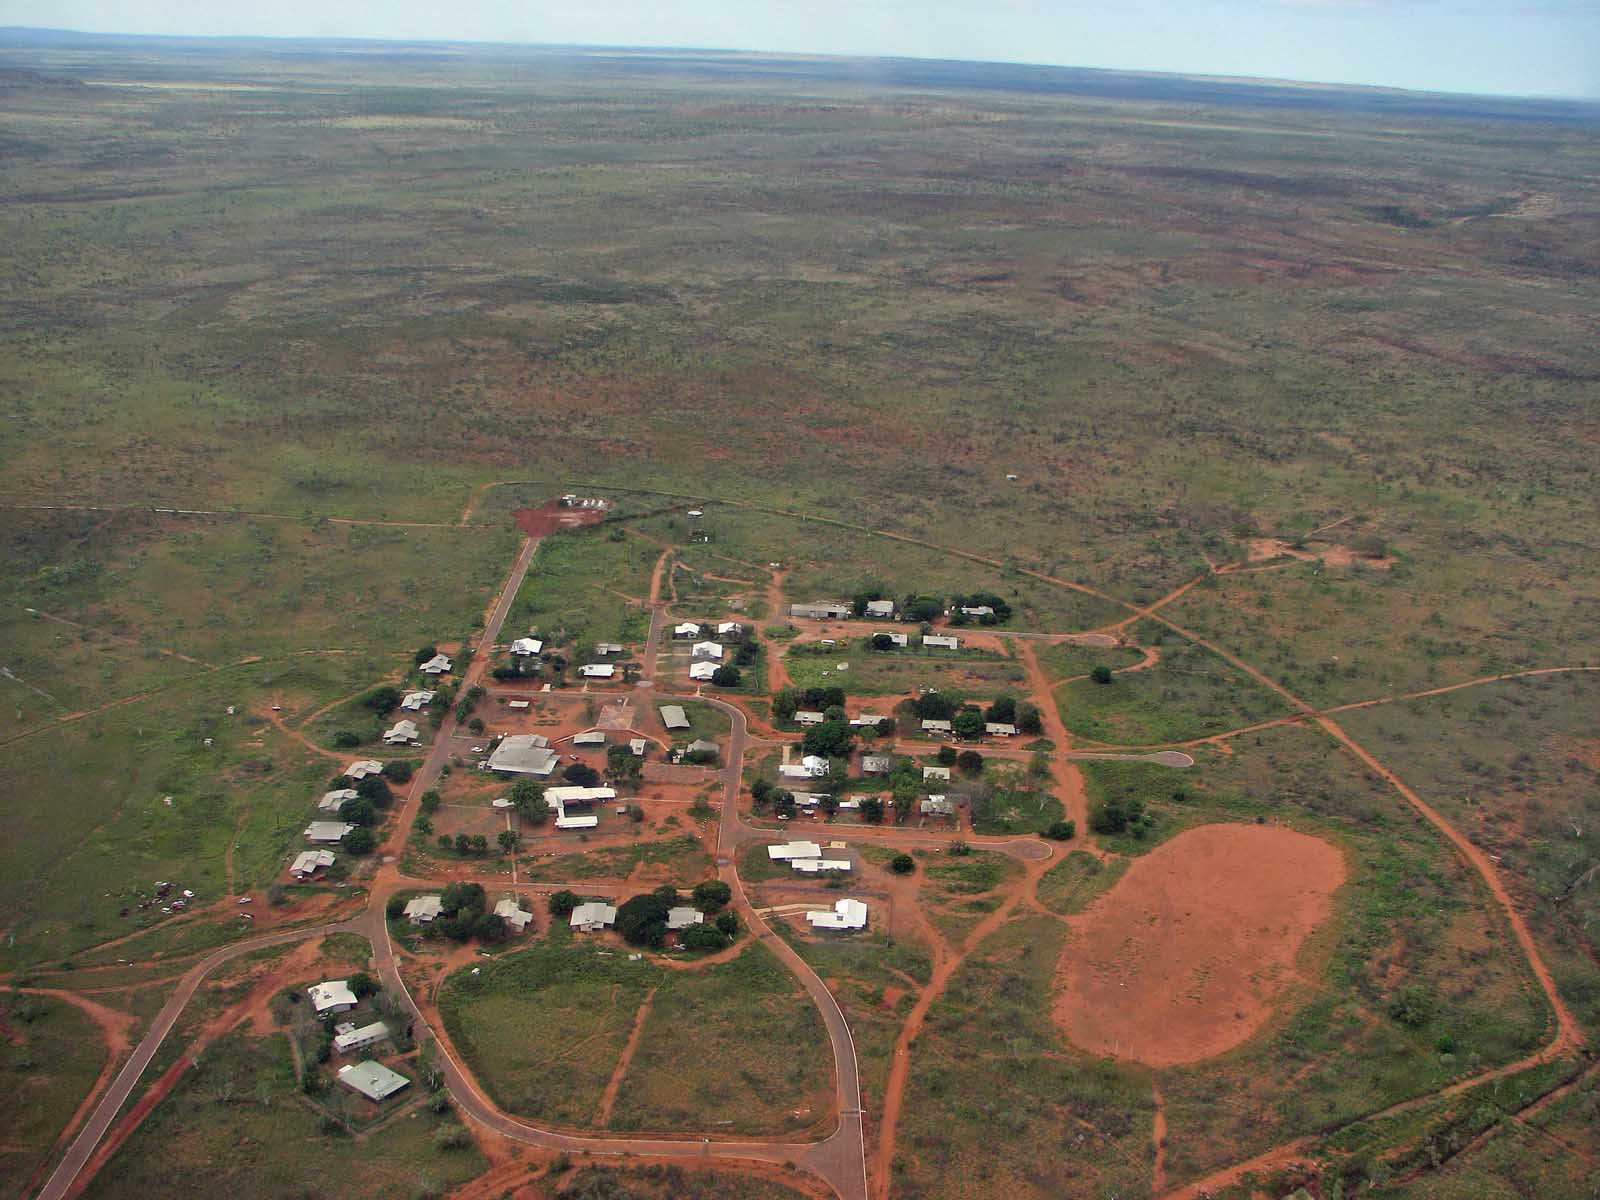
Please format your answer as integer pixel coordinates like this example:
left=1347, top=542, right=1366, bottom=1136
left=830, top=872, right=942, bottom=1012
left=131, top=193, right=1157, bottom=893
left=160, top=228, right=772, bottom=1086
left=1054, top=822, right=1345, bottom=1067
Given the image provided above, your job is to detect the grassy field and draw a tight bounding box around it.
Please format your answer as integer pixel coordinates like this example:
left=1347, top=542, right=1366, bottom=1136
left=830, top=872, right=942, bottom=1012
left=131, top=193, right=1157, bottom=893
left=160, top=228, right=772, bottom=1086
left=1035, top=850, right=1129, bottom=915
left=0, top=992, right=108, bottom=1200
left=558, top=1164, right=815, bottom=1200
left=79, top=1032, right=485, bottom=1200
left=783, top=642, right=1028, bottom=697
left=510, top=528, right=658, bottom=652
left=519, top=834, right=714, bottom=883
left=609, top=943, right=833, bottom=1135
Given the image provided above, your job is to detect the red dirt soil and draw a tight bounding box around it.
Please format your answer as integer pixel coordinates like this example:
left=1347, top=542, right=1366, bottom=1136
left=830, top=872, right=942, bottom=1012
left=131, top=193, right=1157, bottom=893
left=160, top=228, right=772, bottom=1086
left=512, top=501, right=608, bottom=537
left=1055, top=823, right=1346, bottom=1067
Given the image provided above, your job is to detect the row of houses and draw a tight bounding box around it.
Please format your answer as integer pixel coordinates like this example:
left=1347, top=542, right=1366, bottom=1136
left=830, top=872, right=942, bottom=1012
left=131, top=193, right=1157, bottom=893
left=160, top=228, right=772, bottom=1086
left=789, top=600, right=993, bottom=623
left=673, top=621, right=744, bottom=639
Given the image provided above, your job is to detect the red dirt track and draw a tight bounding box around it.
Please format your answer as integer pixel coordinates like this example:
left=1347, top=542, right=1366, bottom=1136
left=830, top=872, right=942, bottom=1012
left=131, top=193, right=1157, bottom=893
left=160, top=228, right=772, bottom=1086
left=1055, top=823, right=1346, bottom=1067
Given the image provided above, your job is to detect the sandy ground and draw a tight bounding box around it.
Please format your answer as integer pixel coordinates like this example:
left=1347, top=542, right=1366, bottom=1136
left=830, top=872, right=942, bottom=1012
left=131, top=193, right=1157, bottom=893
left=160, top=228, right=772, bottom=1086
left=1246, top=537, right=1394, bottom=569
left=1055, top=822, right=1346, bottom=1067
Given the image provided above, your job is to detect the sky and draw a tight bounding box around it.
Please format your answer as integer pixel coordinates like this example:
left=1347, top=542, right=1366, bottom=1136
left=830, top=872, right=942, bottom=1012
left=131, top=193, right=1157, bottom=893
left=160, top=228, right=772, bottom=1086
left=4, top=0, right=1598, bottom=99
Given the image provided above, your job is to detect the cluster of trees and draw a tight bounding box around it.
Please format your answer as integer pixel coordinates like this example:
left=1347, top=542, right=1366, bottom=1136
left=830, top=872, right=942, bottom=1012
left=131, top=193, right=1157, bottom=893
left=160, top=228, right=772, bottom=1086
left=903, top=691, right=1041, bottom=738
left=387, top=883, right=506, bottom=943
left=1089, top=794, right=1154, bottom=838
left=985, top=694, right=1042, bottom=734
left=934, top=744, right=986, bottom=773
left=612, top=881, right=741, bottom=952
left=802, top=716, right=854, bottom=759
left=334, top=772, right=402, bottom=855
left=606, top=744, right=644, bottom=785
left=710, top=664, right=742, bottom=687
left=772, top=686, right=845, bottom=721
left=949, top=592, right=1013, bottom=625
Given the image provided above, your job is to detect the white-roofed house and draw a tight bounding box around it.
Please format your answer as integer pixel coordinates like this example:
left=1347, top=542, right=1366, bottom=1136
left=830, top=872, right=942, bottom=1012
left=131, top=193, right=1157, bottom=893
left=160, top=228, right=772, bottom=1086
left=923, top=634, right=959, bottom=650
left=494, top=898, right=533, bottom=933
left=338, top=1061, right=410, bottom=1103
left=333, top=1021, right=391, bottom=1054
left=686, top=739, right=720, bottom=758
left=570, top=901, right=617, bottom=932
left=399, top=690, right=434, bottom=711
left=864, top=599, right=896, bottom=618
left=850, top=713, right=890, bottom=727
left=419, top=653, right=453, bottom=676
left=984, top=722, right=1018, bottom=737
left=779, top=755, right=829, bottom=779
left=403, top=895, right=443, bottom=924
left=579, top=663, right=616, bottom=679
left=861, top=754, right=894, bottom=775
left=595, top=642, right=624, bottom=655
left=487, top=734, right=559, bottom=777
left=716, top=621, right=744, bottom=637
left=307, top=979, right=357, bottom=1015
left=304, top=821, right=355, bottom=843
left=291, top=849, right=336, bottom=878
left=806, top=898, right=869, bottom=931
left=875, top=632, right=909, bottom=647
left=688, top=660, right=717, bottom=682
left=572, top=729, right=607, bottom=746
left=673, top=622, right=701, bottom=639
left=319, top=787, right=358, bottom=812
left=382, top=718, right=420, bottom=745
left=959, top=605, right=995, bottom=617
left=510, top=637, right=543, bottom=656
left=344, top=759, right=384, bottom=780
left=789, top=602, right=851, bottom=620
left=659, top=705, right=690, bottom=731
left=691, top=641, right=724, bottom=661
left=629, top=738, right=648, bottom=756
left=667, top=906, right=704, bottom=931
left=794, top=710, right=825, bottom=726
left=924, top=765, right=952, bottom=781
left=921, top=718, right=953, bottom=736
left=768, top=840, right=824, bottom=860
left=921, top=795, right=957, bottom=818
left=792, top=857, right=852, bottom=874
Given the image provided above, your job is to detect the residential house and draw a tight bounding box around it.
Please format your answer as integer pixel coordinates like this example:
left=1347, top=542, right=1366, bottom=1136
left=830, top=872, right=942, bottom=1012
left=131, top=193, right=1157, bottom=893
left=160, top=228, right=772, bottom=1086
left=419, top=653, right=453, bottom=676
left=333, top=1021, right=391, bottom=1054
left=877, top=632, right=909, bottom=647
left=595, top=642, right=624, bottom=655
left=861, top=755, right=894, bottom=775
left=304, top=821, right=355, bottom=843
left=923, top=634, right=959, bottom=650
left=399, top=690, right=434, bottom=711
left=864, top=599, right=896, bottom=619
left=779, top=755, right=829, bottom=779
left=307, top=980, right=357, bottom=1015
left=688, top=660, right=717, bottom=682
left=789, top=792, right=828, bottom=808
left=494, top=898, right=533, bottom=932
left=691, top=641, right=724, bottom=661
left=667, top=906, right=704, bottom=931
left=291, top=849, right=336, bottom=878
left=509, top=637, right=543, bottom=656
left=487, top=734, right=559, bottom=777
left=924, top=765, right=952, bottom=781
left=569, top=901, right=617, bottom=932
left=660, top=705, right=691, bottom=731
left=382, top=718, right=419, bottom=745
left=673, top=622, right=701, bottom=639
left=579, top=663, right=615, bottom=679
left=792, top=858, right=852, bottom=874
left=686, top=738, right=719, bottom=758
left=806, top=898, right=869, bottom=931
left=629, top=738, right=648, bottom=756
left=984, top=722, right=1018, bottom=737
left=850, top=713, right=890, bottom=727
left=921, top=795, right=957, bottom=818
left=344, top=759, right=384, bottom=780
left=767, top=840, right=824, bottom=860
left=959, top=605, right=996, bottom=618
left=403, top=895, right=443, bottom=924
left=572, top=729, right=607, bottom=746
left=716, top=621, right=744, bottom=637
left=337, top=1061, right=410, bottom=1103
left=794, top=710, right=826, bottom=726
left=507, top=699, right=530, bottom=710
left=790, top=602, right=852, bottom=620
left=921, top=719, right=953, bottom=736
left=319, top=787, right=358, bottom=812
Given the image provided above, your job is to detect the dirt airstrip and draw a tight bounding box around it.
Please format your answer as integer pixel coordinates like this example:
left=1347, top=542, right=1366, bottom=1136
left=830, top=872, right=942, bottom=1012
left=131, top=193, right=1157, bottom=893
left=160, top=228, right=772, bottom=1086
left=1054, top=822, right=1346, bottom=1067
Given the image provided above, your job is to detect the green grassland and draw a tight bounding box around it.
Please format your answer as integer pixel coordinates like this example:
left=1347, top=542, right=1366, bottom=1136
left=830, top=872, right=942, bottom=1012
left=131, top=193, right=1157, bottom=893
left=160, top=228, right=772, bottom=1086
left=509, top=528, right=659, bottom=651
left=1035, top=851, right=1129, bottom=916
left=610, top=942, right=833, bottom=1134
left=1036, top=639, right=1148, bottom=683
left=78, top=1032, right=484, bottom=1200
left=560, top=1164, right=815, bottom=1200
left=1056, top=619, right=1294, bottom=744
left=519, top=834, right=714, bottom=883
left=0, top=992, right=108, bottom=1200
left=783, top=642, right=1028, bottom=697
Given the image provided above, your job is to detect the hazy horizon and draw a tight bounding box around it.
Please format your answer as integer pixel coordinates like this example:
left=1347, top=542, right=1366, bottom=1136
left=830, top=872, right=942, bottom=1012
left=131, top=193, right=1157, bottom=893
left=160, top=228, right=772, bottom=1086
left=2, top=0, right=1597, bottom=101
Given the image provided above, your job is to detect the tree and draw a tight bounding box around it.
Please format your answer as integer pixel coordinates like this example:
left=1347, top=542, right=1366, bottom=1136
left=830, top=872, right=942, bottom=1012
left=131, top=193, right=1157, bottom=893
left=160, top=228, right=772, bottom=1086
left=510, top=779, right=547, bottom=825
left=339, top=796, right=378, bottom=826
left=692, top=879, right=732, bottom=911
left=441, top=882, right=487, bottom=914
left=985, top=694, right=1017, bottom=724
left=453, top=833, right=472, bottom=854
left=469, top=834, right=488, bottom=855
left=386, top=894, right=407, bottom=919
left=332, top=730, right=361, bottom=749
left=956, top=749, right=985, bottom=774
left=750, top=777, right=774, bottom=813
left=341, top=826, right=376, bottom=855
left=548, top=890, right=580, bottom=916
left=889, top=853, right=916, bottom=875
left=715, top=910, right=741, bottom=937
left=606, top=744, right=644, bottom=785
left=420, top=789, right=442, bottom=815
left=562, top=763, right=601, bottom=788
left=1043, top=820, right=1076, bottom=841
left=437, top=834, right=454, bottom=853
left=910, top=692, right=954, bottom=720
left=469, top=717, right=486, bottom=735
left=861, top=796, right=885, bottom=824
left=904, top=596, right=943, bottom=623
left=356, top=775, right=394, bottom=808
left=680, top=925, right=729, bottom=953
left=876, top=717, right=897, bottom=737
left=774, top=791, right=798, bottom=820
left=349, top=972, right=379, bottom=999
left=413, top=645, right=439, bottom=666
left=711, top=664, right=742, bottom=687
left=892, top=781, right=916, bottom=824
left=615, top=893, right=672, bottom=948
left=802, top=720, right=854, bottom=759
left=364, top=686, right=402, bottom=714
left=952, top=707, right=985, bottom=740
left=381, top=759, right=414, bottom=783
left=497, top=829, right=519, bottom=853
left=1090, top=796, right=1148, bottom=836
left=870, top=633, right=898, bottom=651
left=1090, top=665, right=1114, bottom=685
left=772, top=689, right=801, bottom=722
left=1015, top=701, right=1043, bottom=735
